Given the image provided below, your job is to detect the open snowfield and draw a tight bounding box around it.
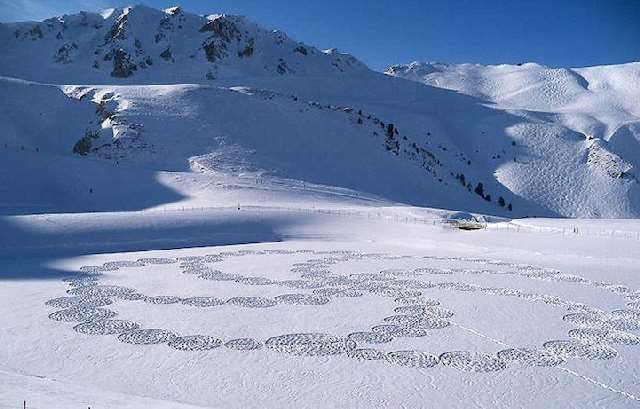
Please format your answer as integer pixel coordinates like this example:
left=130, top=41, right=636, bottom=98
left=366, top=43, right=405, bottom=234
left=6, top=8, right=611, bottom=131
left=2, top=188, right=640, bottom=408
left=1, top=5, right=640, bottom=408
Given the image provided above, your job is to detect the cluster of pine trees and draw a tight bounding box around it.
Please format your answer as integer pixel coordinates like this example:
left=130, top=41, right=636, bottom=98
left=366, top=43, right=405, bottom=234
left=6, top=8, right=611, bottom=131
left=455, top=173, right=512, bottom=211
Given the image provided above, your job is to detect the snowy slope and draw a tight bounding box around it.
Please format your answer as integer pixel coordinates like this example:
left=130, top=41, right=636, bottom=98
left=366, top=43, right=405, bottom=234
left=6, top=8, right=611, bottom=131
left=1, top=6, right=639, bottom=218
left=385, top=61, right=640, bottom=135
left=387, top=62, right=640, bottom=217
left=0, top=76, right=517, bottom=217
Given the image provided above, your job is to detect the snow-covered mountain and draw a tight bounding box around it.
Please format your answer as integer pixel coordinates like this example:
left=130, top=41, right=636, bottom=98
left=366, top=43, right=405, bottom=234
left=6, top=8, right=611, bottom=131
left=0, top=5, right=368, bottom=83
left=1, top=6, right=639, bottom=218
left=386, top=61, right=640, bottom=217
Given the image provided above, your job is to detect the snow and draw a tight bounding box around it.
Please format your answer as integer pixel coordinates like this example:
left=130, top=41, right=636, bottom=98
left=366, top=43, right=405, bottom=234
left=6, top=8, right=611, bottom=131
left=2, top=211, right=640, bottom=408
left=0, top=5, right=369, bottom=84
left=1, top=5, right=640, bottom=409
left=386, top=61, right=640, bottom=217
left=2, top=5, right=639, bottom=217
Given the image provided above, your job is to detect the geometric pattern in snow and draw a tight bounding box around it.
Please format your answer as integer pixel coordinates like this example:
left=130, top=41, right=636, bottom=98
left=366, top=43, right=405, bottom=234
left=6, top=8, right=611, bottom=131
left=43, top=248, right=640, bottom=373
left=73, top=319, right=140, bottom=335
left=265, top=333, right=356, bottom=356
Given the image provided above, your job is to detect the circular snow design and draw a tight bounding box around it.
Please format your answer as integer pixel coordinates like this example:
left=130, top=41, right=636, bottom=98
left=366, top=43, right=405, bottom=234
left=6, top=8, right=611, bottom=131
left=46, top=296, right=112, bottom=308
left=348, top=348, right=387, bottom=361
left=562, top=312, right=607, bottom=328
left=67, top=285, right=135, bottom=297
left=226, top=297, right=277, bottom=308
left=79, top=265, right=118, bottom=274
left=348, top=331, right=394, bottom=344
left=225, top=338, right=263, bottom=351
left=168, top=335, right=224, bottom=351
left=181, top=297, right=225, bottom=307
left=143, top=296, right=182, bottom=305
left=62, top=276, right=99, bottom=288
left=611, top=309, right=640, bottom=321
left=265, top=333, right=355, bottom=356
left=439, top=351, right=507, bottom=372
left=44, top=249, right=640, bottom=373
left=371, top=324, right=430, bottom=338
left=567, top=328, right=607, bottom=344
left=414, top=316, right=451, bottom=330
left=422, top=306, right=455, bottom=318
left=137, top=257, right=177, bottom=265
left=386, top=351, right=439, bottom=368
left=118, top=329, right=177, bottom=345
left=394, top=304, right=436, bottom=314
left=274, top=294, right=330, bottom=305
left=394, top=296, right=434, bottom=305
left=73, top=319, right=140, bottom=335
left=199, top=270, right=243, bottom=281
left=103, top=260, right=145, bottom=268
left=496, top=348, right=565, bottom=367
left=116, top=292, right=146, bottom=301
left=48, top=307, right=117, bottom=322
left=606, top=318, right=640, bottom=331
left=236, top=277, right=274, bottom=286
left=542, top=340, right=618, bottom=360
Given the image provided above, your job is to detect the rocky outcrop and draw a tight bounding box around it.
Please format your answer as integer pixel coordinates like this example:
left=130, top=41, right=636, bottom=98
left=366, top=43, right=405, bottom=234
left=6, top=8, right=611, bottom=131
left=105, top=48, right=137, bottom=78
left=202, top=40, right=226, bottom=62
left=0, top=5, right=371, bottom=82
left=238, top=38, right=254, bottom=58
left=198, top=16, right=240, bottom=42
left=53, top=42, right=78, bottom=64
left=105, top=13, right=129, bottom=43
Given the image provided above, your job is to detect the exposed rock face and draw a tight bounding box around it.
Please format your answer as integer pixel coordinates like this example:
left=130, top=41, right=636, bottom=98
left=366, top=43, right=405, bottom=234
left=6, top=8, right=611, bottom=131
left=54, top=42, right=78, bottom=64
left=105, top=13, right=129, bottom=42
left=29, top=25, right=43, bottom=39
left=199, top=16, right=243, bottom=62
left=160, top=47, right=173, bottom=61
left=105, top=48, right=137, bottom=77
left=587, top=140, right=634, bottom=180
left=0, top=5, right=371, bottom=83
left=238, top=38, right=254, bottom=58
left=202, top=40, right=225, bottom=62
left=276, top=59, right=289, bottom=75
left=198, top=16, right=240, bottom=42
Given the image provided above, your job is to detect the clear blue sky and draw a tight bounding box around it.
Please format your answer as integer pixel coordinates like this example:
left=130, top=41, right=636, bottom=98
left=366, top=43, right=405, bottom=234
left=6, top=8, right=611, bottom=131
left=1, top=0, right=638, bottom=70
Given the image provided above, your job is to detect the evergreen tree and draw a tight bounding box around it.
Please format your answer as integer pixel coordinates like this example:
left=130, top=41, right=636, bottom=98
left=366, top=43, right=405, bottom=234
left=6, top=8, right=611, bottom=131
left=474, top=182, right=484, bottom=197
left=386, top=123, right=395, bottom=138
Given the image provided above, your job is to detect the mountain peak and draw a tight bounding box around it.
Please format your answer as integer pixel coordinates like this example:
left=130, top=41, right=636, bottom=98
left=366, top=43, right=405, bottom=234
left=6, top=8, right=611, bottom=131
left=0, top=5, right=370, bottom=84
